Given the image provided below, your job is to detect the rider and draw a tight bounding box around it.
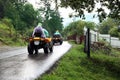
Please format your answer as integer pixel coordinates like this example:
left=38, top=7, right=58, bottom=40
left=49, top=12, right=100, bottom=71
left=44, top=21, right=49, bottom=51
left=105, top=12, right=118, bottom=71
left=32, top=23, right=45, bottom=38
left=54, top=30, right=61, bottom=35
left=32, top=23, right=49, bottom=38
left=43, top=28, right=49, bottom=37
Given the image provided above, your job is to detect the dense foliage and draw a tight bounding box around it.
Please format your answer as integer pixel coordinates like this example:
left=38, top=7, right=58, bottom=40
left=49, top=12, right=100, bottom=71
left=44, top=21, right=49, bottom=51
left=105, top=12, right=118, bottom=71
left=0, top=0, right=39, bottom=35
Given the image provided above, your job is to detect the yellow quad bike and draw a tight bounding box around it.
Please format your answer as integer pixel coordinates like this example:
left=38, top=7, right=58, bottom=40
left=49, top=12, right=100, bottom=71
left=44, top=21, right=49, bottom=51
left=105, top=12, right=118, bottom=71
left=27, top=37, right=53, bottom=55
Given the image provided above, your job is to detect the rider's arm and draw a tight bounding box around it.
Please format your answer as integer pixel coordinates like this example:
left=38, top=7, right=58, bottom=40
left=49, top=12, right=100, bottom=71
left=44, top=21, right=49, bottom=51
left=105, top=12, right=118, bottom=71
left=32, top=28, right=36, bottom=37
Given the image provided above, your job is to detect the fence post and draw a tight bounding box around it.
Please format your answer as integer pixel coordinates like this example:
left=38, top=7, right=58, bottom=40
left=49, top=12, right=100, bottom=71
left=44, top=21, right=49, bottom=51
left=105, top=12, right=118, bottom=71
left=84, top=28, right=90, bottom=58
left=87, top=28, right=90, bottom=58
left=97, top=31, right=99, bottom=42
left=109, top=35, right=111, bottom=46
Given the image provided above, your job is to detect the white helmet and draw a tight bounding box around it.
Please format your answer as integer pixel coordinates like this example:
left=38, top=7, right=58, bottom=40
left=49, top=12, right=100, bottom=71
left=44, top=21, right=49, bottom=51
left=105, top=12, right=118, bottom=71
left=37, top=23, right=42, bottom=27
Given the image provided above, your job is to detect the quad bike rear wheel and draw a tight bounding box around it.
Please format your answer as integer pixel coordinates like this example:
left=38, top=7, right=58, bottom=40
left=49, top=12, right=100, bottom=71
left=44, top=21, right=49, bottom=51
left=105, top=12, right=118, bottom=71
left=49, top=47, right=53, bottom=53
left=44, top=47, right=48, bottom=54
left=28, top=44, right=34, bottom=55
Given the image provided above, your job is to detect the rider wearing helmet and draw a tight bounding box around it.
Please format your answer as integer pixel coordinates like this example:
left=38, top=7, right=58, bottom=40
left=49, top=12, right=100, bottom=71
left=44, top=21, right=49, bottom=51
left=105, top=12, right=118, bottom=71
left=54, top=30, right=61, bottom=35
left=32, top=23, right=45, bottom=38
left=32, top=23, right=49, bottom=38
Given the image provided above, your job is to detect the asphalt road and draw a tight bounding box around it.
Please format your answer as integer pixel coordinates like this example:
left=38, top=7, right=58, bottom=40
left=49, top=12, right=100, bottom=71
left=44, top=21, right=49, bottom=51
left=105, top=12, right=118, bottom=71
left=0, top=41, right=71, bottom=80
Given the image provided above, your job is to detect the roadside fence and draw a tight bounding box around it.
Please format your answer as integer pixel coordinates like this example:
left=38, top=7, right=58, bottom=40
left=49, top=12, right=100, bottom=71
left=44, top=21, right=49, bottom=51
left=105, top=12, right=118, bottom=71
left=84, top=27, right=120, bottom=48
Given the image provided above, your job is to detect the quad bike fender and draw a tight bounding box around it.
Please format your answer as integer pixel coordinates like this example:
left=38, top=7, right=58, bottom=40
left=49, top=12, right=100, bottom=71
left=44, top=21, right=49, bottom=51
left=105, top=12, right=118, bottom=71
left=45, top=38, right=52, bottom=43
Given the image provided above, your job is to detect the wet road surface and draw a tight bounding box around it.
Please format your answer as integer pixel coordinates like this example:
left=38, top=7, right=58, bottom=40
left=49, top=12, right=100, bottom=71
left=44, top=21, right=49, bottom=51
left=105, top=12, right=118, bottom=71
left=0, top=41, right=71, bottom=80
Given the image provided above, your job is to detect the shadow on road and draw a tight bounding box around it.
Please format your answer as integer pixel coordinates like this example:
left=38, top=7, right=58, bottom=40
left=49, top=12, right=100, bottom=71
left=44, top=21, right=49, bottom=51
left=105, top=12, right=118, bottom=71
left=28, top=53, right=51, bottom=61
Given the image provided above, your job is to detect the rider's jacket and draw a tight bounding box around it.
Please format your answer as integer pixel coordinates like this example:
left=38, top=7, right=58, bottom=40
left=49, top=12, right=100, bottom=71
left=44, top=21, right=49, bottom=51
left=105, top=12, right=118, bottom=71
left=32, top=26, right=45, bottom=38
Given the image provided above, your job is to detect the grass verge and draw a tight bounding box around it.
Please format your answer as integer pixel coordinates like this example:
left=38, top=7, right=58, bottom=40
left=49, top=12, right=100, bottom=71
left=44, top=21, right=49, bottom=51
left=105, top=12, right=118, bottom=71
left=36, top=43, right=120, bottom=80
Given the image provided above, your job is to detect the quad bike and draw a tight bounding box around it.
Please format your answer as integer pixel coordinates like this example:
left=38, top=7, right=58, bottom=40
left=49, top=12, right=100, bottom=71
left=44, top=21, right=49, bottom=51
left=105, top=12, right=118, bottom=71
left=27, top=37, right=53, bottom=55
left=52, top=34, right=63, bottom=45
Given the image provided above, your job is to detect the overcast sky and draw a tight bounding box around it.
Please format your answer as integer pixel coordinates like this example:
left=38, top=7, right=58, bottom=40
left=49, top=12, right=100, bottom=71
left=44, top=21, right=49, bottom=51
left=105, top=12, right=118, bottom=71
left=27, top=0, right=109, bottom=27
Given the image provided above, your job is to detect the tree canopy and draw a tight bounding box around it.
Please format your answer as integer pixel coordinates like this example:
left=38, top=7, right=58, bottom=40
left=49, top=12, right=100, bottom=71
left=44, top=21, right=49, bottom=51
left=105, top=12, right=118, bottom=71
left=0, top=0, right=39, bottom=30
left=60, top=0, right=120, bottom=22
left=98, top=18, right=119, bottom=34
left=38, top=0, right=63, bottom=35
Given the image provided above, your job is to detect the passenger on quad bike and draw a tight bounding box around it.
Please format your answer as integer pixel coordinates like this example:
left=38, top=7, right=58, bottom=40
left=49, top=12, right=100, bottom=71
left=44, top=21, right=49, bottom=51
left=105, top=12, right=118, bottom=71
left=43, top=28, right=49, bottom=37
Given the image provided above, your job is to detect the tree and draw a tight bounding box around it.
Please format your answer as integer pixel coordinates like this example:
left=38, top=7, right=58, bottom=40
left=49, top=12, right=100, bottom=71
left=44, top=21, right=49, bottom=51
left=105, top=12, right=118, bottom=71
left=85, top=21, right=96, bottom=30
left=38, top=0, right=63, bottom=35
left=0, top=0, right=4, bottom=19
left=3, top=0, right=22, bottom=31
left=109, top=27, right=119, bottom=37
left=60, top=0, right=120, bottom=22
left=98, top=18, right=119, bottom=34
left=63, top=20, right=96, bottom=37
left=19, top=4, right=38, bottom=27
left=1, top=0, right=40, bottom=34
left=47, top=11, right=63, bottom=35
